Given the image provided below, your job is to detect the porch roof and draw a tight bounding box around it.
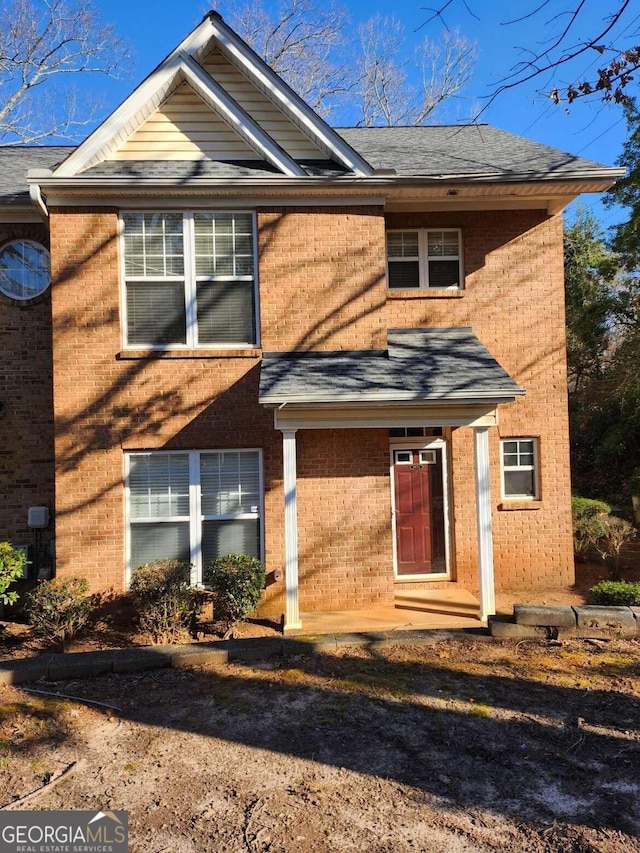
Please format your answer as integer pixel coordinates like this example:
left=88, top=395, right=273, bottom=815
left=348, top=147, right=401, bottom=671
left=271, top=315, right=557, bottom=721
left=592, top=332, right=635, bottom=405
left=259, top=327, right=524, bottom=407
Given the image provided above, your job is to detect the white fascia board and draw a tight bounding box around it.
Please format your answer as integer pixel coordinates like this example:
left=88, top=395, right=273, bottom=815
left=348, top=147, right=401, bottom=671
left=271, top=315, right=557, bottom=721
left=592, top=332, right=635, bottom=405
left=53, top=59, right=181, bottom=177
left=179, top=53, right=304, bottom=177
left=208, top=15, right=374, bottom=177
left=52, top=16, right=218, bottom=178
left=263, top=393, right=521, bottom=407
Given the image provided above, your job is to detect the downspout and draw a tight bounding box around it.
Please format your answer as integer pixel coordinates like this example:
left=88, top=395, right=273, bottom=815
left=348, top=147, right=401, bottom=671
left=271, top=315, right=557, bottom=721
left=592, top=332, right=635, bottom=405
left=29, top=183, right=49, bottom=219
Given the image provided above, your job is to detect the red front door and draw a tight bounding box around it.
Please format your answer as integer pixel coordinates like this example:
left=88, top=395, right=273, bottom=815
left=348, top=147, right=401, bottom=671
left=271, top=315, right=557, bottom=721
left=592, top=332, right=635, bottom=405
left=393, top=448, right=446, bottom=576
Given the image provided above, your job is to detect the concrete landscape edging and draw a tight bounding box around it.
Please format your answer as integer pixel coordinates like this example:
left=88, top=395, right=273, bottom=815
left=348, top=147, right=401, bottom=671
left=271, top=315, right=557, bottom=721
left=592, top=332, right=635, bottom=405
left=0, top=629, right=479, bottom=686
left=2, top=608, right=638, bottom=686
left=492, top=604, right=640, bottom=639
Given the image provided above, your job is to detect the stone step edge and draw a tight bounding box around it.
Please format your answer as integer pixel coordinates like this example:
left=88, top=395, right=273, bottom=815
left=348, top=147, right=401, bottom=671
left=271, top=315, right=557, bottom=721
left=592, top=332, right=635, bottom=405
left=513, top=603, right=640, bottom=629
left=491, top=607, right=640, bottom=639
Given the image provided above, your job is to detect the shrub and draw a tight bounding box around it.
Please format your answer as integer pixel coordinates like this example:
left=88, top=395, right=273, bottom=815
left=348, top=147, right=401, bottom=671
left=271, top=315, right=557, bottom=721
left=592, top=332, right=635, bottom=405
left=571, top=496, right=611, bottom=557
left=592, top=515, right=636, bottom=579
left=130, top=560, right=202, bottom=644
left=589, top=580, right=640, bottom=607
left=0, top=542, right=28, bottom=606
left=26, top=577, right=92, bottom=651
left=203, top=554, right=266, bottom=637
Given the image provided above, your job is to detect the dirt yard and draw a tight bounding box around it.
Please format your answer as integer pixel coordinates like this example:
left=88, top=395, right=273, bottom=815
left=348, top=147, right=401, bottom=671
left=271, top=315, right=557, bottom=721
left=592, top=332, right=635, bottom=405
left=1, top=635, right=639, bottom=852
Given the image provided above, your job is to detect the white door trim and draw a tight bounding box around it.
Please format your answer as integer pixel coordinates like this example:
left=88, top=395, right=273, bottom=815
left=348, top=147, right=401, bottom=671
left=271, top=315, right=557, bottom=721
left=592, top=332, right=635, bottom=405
left=390, top=437, right=452, bottom=582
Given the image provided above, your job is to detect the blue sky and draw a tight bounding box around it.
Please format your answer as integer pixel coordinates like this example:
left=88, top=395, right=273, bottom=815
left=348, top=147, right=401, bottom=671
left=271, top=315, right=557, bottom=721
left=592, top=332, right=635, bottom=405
left=85, top=1, right=638, bottom=228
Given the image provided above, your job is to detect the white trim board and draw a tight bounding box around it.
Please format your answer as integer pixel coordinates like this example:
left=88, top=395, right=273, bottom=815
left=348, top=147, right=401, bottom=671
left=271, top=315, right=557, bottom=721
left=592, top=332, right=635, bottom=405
left=273, top=404, right=499, bottom=431
left=389, top=438, right=452, bottom=582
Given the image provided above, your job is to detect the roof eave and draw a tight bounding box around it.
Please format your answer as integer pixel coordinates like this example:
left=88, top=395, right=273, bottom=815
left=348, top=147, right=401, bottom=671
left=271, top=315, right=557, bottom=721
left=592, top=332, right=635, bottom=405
left=27, top=172, right=622, bottom=195
left=260, top=391, right=525, bottom=408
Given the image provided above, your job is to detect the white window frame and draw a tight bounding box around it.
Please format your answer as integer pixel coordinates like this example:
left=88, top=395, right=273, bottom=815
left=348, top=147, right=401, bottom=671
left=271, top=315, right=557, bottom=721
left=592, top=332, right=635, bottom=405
left=500, top=437, right=540, bottom=501
left=389, top=437, right=452, bottom=581
left=124, top=448, right=264, bottom=586
left=0, top=239, right=51, bottom=301
left=119, top=211, right=260, bottom=350
left=386, top=228, right=463, bottom=291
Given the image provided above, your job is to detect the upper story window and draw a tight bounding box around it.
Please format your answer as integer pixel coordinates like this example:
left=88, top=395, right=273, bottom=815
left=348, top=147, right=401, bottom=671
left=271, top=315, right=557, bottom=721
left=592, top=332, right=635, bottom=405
left=386, top=229, right=462, bottom=290
left=501, top=438, right=540, bottom=500
left=0, top=240, right=51, bottom=301
left=121, top=211, right=258, bottom=348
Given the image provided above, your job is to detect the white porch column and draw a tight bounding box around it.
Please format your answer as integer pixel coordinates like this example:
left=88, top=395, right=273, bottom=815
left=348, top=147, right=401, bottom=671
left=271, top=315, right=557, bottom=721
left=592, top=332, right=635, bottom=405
left=282, top=429, right=302, bottom=630
left=474, top=426, right=496, bottom=621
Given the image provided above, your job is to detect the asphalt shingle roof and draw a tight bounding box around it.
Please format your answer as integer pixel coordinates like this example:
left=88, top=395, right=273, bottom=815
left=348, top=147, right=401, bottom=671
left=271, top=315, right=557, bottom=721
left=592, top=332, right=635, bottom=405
left=80, top=159, right=350, bottom=179
left=0, top=124, right=617, bottom=200
left=0, top=146, right=73, bottom=202
left=337, top=125, right=610, bottom=178
left=259, top=327, right=524, bottom=405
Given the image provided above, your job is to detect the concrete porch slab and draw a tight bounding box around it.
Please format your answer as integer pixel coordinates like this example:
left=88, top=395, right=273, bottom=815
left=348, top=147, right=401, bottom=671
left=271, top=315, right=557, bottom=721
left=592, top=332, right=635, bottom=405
left=293, top=589, right=482, bottom=635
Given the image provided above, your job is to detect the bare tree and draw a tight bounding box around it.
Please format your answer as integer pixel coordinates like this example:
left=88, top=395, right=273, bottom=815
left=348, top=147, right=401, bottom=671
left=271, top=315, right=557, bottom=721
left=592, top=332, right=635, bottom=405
left=216, top=0, right=477, bottom=125
left=217, top=0, right=354, bottom=116
left=422, top=0, right=640, bottom=107
left=0, top=0, right=129, bottom=144
left=356, top=16, right=476, bottom=126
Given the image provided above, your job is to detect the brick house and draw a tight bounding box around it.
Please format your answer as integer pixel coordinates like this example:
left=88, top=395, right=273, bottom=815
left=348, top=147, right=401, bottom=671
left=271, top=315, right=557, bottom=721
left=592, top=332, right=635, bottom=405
left=0, top=13, right=622, bottom=629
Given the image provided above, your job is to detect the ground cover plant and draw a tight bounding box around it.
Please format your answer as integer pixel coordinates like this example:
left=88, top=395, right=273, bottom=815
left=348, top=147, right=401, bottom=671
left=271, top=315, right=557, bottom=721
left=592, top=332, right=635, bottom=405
left=0, top=635, right=638, bottom=852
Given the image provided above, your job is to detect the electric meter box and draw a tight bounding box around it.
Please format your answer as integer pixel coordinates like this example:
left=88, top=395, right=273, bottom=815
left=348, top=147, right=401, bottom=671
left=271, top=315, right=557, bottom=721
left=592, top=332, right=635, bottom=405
left=28, top=506, right=50, bottom=528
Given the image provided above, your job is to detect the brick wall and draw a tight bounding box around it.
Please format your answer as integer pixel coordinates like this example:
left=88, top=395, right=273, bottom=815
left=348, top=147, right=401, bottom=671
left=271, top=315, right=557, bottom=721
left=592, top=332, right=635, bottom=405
left=296, top=428, right=393, bottom=611
left=48, top=203, right=573, bottom=612
left=0, top=221, right=55, bottom=570
left=385, top=210, right=574, bottom=591
left=258, top=207, right=387, bottom=351
left=48, top=206, right=387, bottom=608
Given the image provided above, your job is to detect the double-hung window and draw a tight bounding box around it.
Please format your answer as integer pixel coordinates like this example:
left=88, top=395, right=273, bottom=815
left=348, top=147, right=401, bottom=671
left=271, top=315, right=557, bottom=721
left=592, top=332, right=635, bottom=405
left=501, top=438, right=539, bottom=500
left=386, top=229, right=462, bottom=290
left=126, top=449, right=262, bottom=584
left=122, top=211, right=258, bottom=347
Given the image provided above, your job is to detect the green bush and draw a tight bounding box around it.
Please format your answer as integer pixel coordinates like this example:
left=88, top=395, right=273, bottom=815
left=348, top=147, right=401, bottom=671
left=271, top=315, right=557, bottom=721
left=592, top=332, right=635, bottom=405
left=26, top=577, right=93, bottom=651
left=589, top=580, right=640, bottom=607
left=0, top=542, right=28, bottom=606
left=204, top=554, right=265, bottom=636
left=130, top=560, right=202, bottom=644
left=571, top=496, right=611, bottom=557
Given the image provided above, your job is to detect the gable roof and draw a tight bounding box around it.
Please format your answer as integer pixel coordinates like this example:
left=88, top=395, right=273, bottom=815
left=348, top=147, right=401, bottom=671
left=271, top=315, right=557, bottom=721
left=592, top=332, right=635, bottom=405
left=337, top=126, right=618, bottom=182
left=0, top=146, right=72, bottom=203
left=259, top=328, right=524, bottom=406
left=52, top=12, right=372, bottom=179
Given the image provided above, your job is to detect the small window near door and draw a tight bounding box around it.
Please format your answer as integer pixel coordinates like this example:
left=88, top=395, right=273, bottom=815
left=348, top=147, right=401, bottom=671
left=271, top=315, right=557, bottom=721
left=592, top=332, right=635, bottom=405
left=501, top=438, right=539, bottom=499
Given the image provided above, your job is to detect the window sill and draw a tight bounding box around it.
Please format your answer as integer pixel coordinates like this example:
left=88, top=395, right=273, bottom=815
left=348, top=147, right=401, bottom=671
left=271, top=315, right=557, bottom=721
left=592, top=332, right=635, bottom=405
left=117, top=348, right=262, bottom=360
left=387, top=290, right=464, bottom=299
left=498, top=501, right=542, bottom=511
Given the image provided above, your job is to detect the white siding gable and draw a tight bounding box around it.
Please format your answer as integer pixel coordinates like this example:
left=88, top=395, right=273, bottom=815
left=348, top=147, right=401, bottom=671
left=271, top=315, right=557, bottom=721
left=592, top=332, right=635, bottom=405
left=110, top=82, right=260, bottom=161
left=201, top=49, right=326, bottom=160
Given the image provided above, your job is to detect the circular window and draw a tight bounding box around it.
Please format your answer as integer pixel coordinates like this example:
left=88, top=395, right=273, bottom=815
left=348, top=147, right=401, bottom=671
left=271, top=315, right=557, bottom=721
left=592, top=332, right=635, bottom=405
left=0, top=240, right=51, bottom=301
